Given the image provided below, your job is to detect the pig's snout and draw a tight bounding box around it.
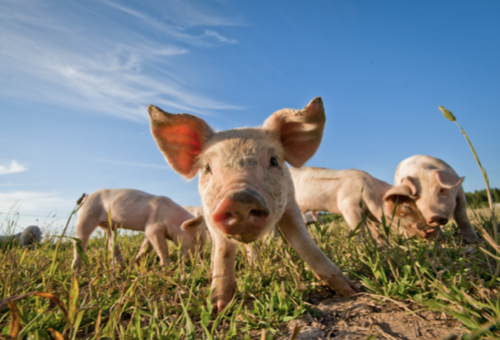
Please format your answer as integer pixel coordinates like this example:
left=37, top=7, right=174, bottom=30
left=212, top=190, right=270, bottom=238
left=428, top=215, right=448, bottom=226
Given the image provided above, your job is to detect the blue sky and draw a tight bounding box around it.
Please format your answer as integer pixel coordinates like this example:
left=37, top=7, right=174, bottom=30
left=1, top=0, right=499, bottom=232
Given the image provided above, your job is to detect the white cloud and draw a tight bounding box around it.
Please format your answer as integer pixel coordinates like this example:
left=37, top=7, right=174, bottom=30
left=0, top=191, right=76, bottom=234
left=0, top=191, right=66, bottom=213
left=203, top=30, right=238, bottom=44
left=0, top=161, right=27, bottom=175
left=0, top=0, right=244, bottom=121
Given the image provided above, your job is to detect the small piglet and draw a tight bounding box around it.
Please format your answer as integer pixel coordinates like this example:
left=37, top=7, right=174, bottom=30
left=0, top=225, right=42, bottom=249
left=71, top=189, right=206, bottom=270
left=291, top=167, right=431, bottom=240
left=394, top=155, right=480, bottom=243
left=149, top=97, right=359, bottom=312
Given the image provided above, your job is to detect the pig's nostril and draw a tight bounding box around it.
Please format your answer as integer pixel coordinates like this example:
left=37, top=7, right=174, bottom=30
left=250, top=209, right=269, bottom=218
left=428, top=216, right=448, bottom=226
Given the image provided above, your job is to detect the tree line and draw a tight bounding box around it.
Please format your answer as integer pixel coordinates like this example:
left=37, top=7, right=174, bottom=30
left=465, top=188, right=500, bottom=208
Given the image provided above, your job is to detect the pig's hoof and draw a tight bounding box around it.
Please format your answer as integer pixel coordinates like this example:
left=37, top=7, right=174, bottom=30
left=462, top=234, right=481, bottom=244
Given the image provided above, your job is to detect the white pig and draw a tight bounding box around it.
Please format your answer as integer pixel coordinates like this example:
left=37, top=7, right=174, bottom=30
left=148, top=97, right=359, bottom=311
left=183, top=205, right=204, bottom=218
left=394, top=155, right=479, bottom=243
left=291, top=167, right=431, bottom=240
left=71, top=189, right=206, bottom=270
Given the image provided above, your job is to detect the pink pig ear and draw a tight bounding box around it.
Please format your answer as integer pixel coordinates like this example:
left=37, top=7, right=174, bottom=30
left=435, top=170, right=464, bottom=188
left=149, top=105, right=214, bottom=179
left=263, top=97, right=326, bottom=168
left=181, top=215, right=204, bottom=230
left=383, top=185, right=413, bottom=202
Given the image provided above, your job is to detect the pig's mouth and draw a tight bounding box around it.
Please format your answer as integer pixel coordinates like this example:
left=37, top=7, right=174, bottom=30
left=212, top=189, right=270, bottom=241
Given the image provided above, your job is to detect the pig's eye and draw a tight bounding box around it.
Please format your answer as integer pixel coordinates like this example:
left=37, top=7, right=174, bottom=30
left=439, top=188, right=447, bottom=194
left=269, top=156, right=279, bottom=167
left=204, top=163, right=211, bottom=173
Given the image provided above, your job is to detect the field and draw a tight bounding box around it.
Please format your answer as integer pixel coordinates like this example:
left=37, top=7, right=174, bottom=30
left=1, top=207, right=499, bottom=340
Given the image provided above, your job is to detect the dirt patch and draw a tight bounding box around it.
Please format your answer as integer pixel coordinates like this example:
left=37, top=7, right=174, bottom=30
left=277, top=290, right=463, bottom=340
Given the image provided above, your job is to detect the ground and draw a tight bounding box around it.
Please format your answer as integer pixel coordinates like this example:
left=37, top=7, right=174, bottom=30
left=276, top=290, right=463, bottom=340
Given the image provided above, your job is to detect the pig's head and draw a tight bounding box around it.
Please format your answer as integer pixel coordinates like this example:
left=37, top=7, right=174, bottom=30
left=399, top=170, right=464, bottom=228
left=382, top=185, right=439, bottom=239
left=149, top=98, right=325, bottom=244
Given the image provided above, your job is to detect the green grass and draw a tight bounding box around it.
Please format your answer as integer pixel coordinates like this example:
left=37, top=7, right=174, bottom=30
left=1, top=209, right=499, bottom=339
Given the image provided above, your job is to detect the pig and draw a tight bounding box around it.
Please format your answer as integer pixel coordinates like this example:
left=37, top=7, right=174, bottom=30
left=303, top=211, right=326, bottom=226
left=183, top=205, right=204, bottom=218
left=291, top=167, right=432, bottom=240
left=0, top=225, right=42, bottom=249
left=19, top=225, right=42, bottom=248
left=71, top=189, right=206, bottom=270
left=148, top=97, right=359, bottom=312
left=394, top=155, right=480, bottom=243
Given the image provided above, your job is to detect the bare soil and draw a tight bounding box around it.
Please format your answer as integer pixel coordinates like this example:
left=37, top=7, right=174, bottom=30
left=274, top=289, right=463, bottom=340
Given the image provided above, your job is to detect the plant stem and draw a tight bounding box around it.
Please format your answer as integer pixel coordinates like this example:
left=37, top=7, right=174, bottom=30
left=453, top=120, right=500, bottom=284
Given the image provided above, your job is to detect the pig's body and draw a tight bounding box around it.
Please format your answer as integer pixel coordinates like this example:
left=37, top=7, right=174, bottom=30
left=71, top=189, right=205, bottom=270
left=291, top=167, right=432, bottom=239
left=394, top=155, right=479, bottom=243
left=149, top=97, right=359, bottom=311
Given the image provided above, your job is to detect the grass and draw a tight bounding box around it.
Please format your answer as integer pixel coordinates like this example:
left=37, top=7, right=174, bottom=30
left=1, top=107, right=499, bottom=339
left=0, top=207, right=499, bottom=339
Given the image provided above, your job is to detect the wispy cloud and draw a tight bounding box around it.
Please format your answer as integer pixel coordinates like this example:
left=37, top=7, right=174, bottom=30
left=0, top=191, right=76, bottom=232
left=0, top=0, right=244, bottom=121
left=0, top=161, right=27, bottom=175
left=0, top=191, right=73, bottom=217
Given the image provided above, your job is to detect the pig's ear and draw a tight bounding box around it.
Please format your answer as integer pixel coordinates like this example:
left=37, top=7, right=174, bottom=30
left=399, top=176, right=419, bottom=197
left=181, top=215, right=204, bottom=231
left=263, top=97, right=326, bottom=168
left=435, top=170, right=464, bottom=189
left=149, top=105, right=214, bottom=179
left=383, top=185, right=414, bottom=202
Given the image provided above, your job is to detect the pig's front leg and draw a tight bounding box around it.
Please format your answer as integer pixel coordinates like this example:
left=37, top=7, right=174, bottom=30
left=145, top=226, right=170, bottom=266
left=135, top=238, right=154, bottom=263
left=278, top=201, right=359, bottom=296
left=210, top=232, right=236, bottom=312
left=454, top=189, right=480, bottom=243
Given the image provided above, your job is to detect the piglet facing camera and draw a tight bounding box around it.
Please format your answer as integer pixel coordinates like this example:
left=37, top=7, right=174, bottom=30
left=149, top=98, right=359, bottom=312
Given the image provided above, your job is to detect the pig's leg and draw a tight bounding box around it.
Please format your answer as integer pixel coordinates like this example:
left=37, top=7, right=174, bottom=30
left=454, top=189, right=480, bottom=243
left=144, top=226, right=170, bottom=266
left=72, top=217, right=99, bottom=270
left=101, top=226, right=126, bottom=269
left=278, top=201, right=358, bottom=296
left=210, top=232, right=236, bottom=312
left=135, top=238, right=154, bottom=263
left=245, top=243, right=256, bottom=262
left=340, top=204, right=383, bottom=241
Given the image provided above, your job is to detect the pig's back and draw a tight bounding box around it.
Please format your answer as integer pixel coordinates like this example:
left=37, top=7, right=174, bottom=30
left=95, top=189, right=157, bottom=230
